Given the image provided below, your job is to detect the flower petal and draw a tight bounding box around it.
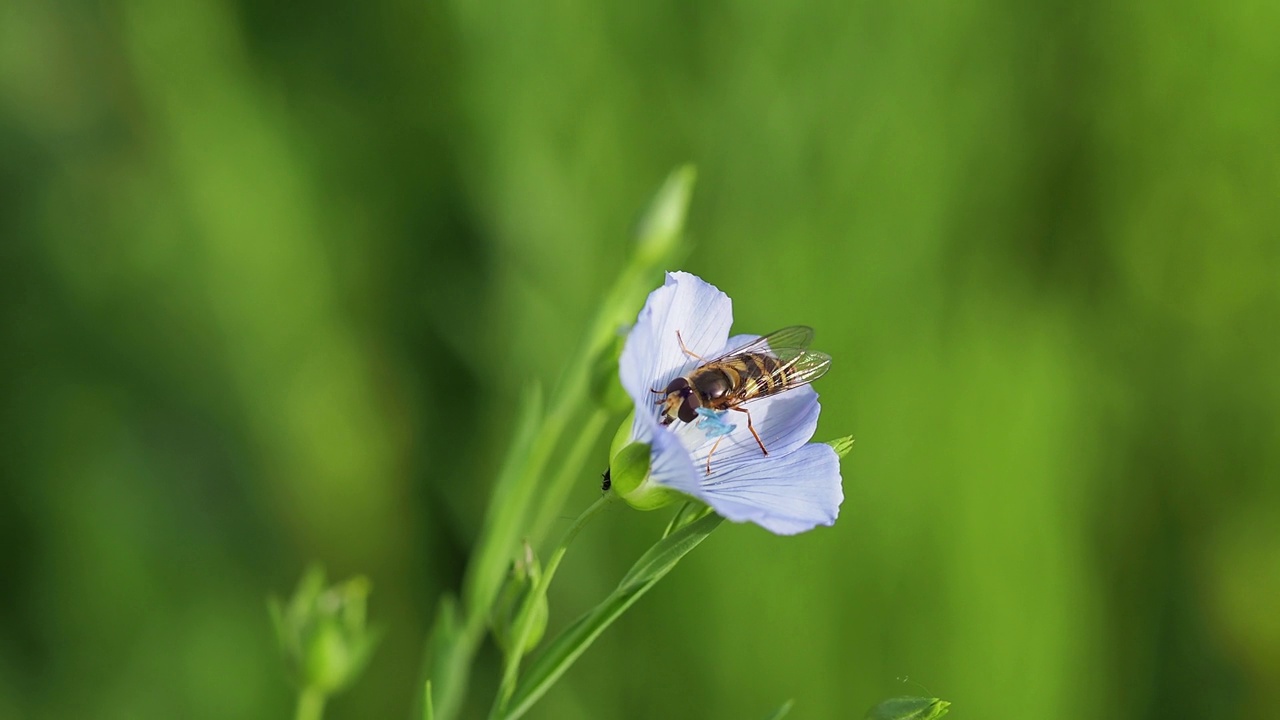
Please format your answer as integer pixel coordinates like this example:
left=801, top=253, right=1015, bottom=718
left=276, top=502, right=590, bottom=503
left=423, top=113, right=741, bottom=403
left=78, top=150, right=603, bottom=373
left=722, top=333, right=759, bottom=353
left=644, top=410, right=705, bottom=496
left=619, top=272, right=733, bottom=439
left=695, top=443, right=843, bottom=535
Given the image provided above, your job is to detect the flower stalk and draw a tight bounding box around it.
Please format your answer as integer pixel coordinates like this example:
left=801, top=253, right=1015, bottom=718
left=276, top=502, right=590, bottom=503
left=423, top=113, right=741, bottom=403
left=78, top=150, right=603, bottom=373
left=491, top=493, right=614, bottom=717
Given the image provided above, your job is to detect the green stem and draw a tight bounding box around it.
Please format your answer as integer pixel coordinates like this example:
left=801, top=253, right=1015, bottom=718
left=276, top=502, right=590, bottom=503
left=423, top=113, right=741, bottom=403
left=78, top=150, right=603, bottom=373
left=528, top=407, right=610, bottom=545
left=501, top=511, right=724, bottom=720
left=491, top=494, right=614, bottom=718
left=296, top=687, right=326, bottom=720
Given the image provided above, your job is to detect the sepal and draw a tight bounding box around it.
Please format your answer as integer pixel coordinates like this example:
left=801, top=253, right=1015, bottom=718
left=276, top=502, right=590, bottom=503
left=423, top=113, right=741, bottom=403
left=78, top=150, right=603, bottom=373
left=826, top=435, right=856, bottom=460
left=607, top=439, right=682, bottom=510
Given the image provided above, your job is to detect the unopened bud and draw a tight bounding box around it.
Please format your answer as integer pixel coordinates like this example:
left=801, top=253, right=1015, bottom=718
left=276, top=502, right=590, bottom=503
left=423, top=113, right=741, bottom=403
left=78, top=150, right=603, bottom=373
left=270, top=565, right=380, bottom=696
left=489, top=542, right=548, bottom=654
left=607, top=417, right=683, bottom=510
left=634, top=165, right=696, bottom=267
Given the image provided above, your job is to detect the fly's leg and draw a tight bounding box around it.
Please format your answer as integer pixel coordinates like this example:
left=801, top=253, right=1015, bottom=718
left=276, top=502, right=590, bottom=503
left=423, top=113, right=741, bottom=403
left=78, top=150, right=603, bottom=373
left=705, top=435, right=725, bottom=475
left=730, top=406, right=767, bottom=456
left=676, top=330, right=706, bottom=362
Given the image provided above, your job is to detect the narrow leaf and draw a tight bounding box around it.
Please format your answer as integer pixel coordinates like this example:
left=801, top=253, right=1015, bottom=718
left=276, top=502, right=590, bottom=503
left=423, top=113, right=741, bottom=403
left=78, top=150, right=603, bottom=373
left=422, top=597, right=468, bottom=720
left=865, top=696, right=950, bottom=720
left=429, top=385, right=544, bottom=720
left=618, top=512, right=721, bottom=591
left=463, top=383, right=545, bottom=616
left=634, top=165, right=696, bottom=265
left=502, top=512, right=724, bottom=719
left=763, top=699, right=795, bottom=720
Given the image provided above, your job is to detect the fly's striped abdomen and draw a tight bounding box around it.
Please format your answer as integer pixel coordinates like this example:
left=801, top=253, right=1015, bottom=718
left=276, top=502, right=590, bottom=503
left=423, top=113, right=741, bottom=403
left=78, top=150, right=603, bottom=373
left=698, top=353, right=789, bottom=409
left=737, top=353, right=788, bottom=400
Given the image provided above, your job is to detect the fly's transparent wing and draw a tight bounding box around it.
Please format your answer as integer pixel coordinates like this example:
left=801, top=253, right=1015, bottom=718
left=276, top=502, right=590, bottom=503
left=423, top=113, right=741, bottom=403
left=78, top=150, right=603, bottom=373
left=767, top=349, right=832, bottom=389
left=708, top=325, right=814, bottom=362
left=712, top=326, right=832, bottom=401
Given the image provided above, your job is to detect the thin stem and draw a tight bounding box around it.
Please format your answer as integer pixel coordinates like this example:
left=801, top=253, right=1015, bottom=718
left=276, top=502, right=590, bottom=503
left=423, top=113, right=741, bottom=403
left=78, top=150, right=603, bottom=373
left=491, top=494, right=614, bottom=717
left=500, top=512, right=724, bottom=720
left=528, top=407, right=611, bottom=545
left=295, top=687, right=326, bottom=720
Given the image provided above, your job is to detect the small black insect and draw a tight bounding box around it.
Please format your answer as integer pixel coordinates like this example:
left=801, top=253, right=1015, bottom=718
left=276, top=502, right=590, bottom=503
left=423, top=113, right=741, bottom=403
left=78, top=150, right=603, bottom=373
left=601, top=467, right=612, bottom=492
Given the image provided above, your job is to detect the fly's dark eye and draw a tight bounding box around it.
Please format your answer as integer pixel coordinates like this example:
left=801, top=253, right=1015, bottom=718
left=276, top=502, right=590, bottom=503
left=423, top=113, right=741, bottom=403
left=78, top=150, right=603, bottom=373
left=678, top=398, right=698, bottom=423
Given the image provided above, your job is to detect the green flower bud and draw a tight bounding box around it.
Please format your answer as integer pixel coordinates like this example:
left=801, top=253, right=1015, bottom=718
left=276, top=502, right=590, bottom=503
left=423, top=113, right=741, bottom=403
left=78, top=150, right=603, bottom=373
left=634, top=165, right=696, bottom=267
left=865, top=696, right=951, bottom=720
left=304, top=618, right=356, bottom=693
left=489, top=542, right=548, bottom=654
left=269, top=566, right=381, bottom=696
left=607, top=415, right=684, bottom=510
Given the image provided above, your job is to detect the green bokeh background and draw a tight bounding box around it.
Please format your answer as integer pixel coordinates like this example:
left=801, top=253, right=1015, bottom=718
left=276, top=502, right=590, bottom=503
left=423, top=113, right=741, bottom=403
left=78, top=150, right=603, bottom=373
left=3, top=1, right=1278, bottom=718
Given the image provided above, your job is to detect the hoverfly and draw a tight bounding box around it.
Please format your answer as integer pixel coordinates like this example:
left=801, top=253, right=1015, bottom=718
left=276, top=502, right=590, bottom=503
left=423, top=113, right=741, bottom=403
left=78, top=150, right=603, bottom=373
left=655, top=325, right=831, bottom=474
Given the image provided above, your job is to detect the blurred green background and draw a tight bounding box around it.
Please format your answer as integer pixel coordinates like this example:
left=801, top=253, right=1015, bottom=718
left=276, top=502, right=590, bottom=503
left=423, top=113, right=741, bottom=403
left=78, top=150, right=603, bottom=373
left=3, top=0, right=1278, bottom=718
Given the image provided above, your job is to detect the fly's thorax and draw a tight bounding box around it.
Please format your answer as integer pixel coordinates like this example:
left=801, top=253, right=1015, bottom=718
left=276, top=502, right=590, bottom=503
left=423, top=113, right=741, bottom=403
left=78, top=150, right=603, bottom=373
left=690, top=366, right=734, bottom=402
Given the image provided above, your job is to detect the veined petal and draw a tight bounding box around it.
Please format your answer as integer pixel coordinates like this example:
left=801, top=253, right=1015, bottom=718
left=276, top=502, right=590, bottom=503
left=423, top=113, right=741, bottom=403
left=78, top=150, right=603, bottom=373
left=695, top=443, right=842, bottom=535
left=722, top=333, right=760, bottom=352
left=619, top=272, right=733, bottom=439
left=644, top=411, right=704, bottom=497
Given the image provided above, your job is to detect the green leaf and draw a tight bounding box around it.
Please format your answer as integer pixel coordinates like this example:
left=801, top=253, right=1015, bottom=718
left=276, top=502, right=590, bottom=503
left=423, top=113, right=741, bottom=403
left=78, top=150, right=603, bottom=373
left=865, top=696, right=951, bottom=720
left=427, top=386, right=544, bottom=720
left=462, top=383, right=545, bottom=617
left=616, top=511, right=721, bottom=592
left=423, top=681, right=434, bottom=720
left=661, top=501, right=712, bottom=538
left=500, top=512, right=725, bottom=719
left=422, top=597, right=467, bottom=720
left=826, top=435, right=855, bottom=460
left=762, top=699, right=795, bottom=720
left=492, top=496, right=614, bottom=715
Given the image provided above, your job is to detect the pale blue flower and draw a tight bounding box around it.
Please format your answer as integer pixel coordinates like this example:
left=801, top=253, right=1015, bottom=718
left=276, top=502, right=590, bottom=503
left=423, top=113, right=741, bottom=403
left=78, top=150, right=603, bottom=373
left=616, top=272, right=843, bottom=535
